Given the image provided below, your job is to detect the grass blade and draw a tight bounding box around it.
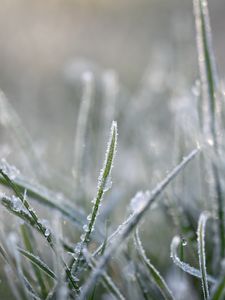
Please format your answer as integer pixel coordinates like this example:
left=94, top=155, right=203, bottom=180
left=134, top=228, right=175, bottom=300
left=20, top=224, right=49, bottom=298
left=73, top=71, right=93, bottom=186
left=71, top=121, right=117, bottom=275
left=197, top=211, right=210, bottom=299
left=193, top=0, right=225, bottom=261
left=18, top=247, right=57, bottom=280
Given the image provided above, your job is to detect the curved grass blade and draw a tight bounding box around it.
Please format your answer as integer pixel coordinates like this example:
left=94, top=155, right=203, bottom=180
left=170, top=235, right=215, bottom=284
left=71, top=121, right=117, bottom=275
left=197, top=211, right=210, bottom=299
left=134, top=228, right=175, bottom=300
left=78, top=148, right=199, bottom=300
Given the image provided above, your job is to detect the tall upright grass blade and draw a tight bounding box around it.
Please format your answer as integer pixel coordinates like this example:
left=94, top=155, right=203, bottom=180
left=73, top=72, right=94, bottom=186
left=170, top=235, right=215, bottom=283
left=197, top=211, right=210, bottom=300
left=193, top=0, right=225, bottom=261
left=193, top=0, right=218, bottom=143
left=78, top=148, right=199, bottom=299
left=71, top=121, right=117, bottom=275
left=134, top=228, right=175, bottom=300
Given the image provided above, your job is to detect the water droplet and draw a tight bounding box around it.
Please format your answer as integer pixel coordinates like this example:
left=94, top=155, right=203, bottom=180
left=182, top=238, right=187, bottom=246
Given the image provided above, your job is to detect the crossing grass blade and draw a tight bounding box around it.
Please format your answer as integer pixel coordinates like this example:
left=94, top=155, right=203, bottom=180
left=78, top=148, right=199, bottom=300
left=134, top=228, right=175, bottom=300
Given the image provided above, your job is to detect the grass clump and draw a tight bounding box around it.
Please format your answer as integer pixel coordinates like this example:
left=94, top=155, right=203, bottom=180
left=0, top=0, right=225, bottom=299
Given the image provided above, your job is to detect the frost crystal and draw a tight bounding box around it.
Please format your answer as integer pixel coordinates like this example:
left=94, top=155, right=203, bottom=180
left=130, top=191, right=150, bottom=213
left=0, top=159, right=20, bottom=180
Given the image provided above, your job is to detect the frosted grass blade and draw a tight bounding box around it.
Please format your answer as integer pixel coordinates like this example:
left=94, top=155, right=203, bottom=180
left=78, top=148, right=199, bottom=299
left=197, top=212, right=210, bottom=299
left=20, top=224, right=48, bottom=298
left=71, top=121, right=117, bottom=275
left=170, top=235, right=215, bottom=283
left=134, top=228, right=175, bottom=300
left=193, top=0, right=225, bottom=260
left=18, top=247, right=57, bottom=280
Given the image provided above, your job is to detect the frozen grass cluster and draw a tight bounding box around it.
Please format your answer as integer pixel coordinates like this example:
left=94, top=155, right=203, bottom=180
left=0, top=0, right=225, bottom=299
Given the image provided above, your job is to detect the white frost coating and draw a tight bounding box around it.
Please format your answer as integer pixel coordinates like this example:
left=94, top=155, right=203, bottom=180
left=130, top=191, right=150, bottom=214
left=0, top=158, right=20, bottom=180
left=197, top=211, right=210, bottom=300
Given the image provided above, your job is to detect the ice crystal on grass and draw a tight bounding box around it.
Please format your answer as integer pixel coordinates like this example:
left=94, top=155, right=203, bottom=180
left=0, top=159, right=20, bottom=180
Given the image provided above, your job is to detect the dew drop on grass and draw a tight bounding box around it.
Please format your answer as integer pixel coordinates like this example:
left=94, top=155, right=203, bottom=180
left=41, top=219, right=51, bottom=237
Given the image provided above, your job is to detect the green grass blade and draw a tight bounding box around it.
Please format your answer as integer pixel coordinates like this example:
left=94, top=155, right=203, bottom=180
left=193, top=0, right=225, bottom=261
left=20, top=224, right=49, bottom=298
left=134, top=228, right=175, bottom=300
left=197, top=211, right=210, bottom=300
left=193, top=0, right=218, bottom=143
left=18, top=247, right=57, bottom=280
left=78, top=148, right=199, bottom=300
left=71, top=121, right=117, bottom=275
left=0, top=172, right=85, bottom=228
left=0, top=170, right=79, bottom=294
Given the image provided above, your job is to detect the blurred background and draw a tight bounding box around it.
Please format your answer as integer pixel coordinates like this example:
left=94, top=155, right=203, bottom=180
left=0, top=0, right=225, bottom=299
